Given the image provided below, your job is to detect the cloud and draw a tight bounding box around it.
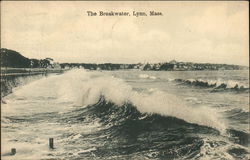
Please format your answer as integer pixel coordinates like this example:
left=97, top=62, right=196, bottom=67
left=185, top=4, right=248, bottom=41
left=179, top=4, right=249, bottom=65
left=1, top=1, right=248, bottom=65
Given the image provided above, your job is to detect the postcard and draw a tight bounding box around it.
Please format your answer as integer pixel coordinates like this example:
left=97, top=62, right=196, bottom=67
left=1, top=1, right=249, bottom=160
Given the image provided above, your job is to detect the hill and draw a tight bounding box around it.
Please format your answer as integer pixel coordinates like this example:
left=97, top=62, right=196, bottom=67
left=1, top=48, right=31, bottom=68
left=0, top=48, right=53, bottom=68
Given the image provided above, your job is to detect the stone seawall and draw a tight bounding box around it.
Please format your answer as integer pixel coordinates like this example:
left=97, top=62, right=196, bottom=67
left=1, top=69, right=67, bottom=98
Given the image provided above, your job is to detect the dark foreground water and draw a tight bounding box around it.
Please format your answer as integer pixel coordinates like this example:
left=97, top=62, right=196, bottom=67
left=1, top=69, right=249, bottom=160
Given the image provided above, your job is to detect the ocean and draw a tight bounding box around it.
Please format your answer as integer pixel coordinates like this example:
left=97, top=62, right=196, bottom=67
left=1, top=69, right=249, bottom=160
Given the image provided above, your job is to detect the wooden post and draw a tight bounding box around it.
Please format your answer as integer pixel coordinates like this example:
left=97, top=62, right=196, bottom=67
left=49, top=138, right=54, bottom=149
left=11, top=148, right=16, bottom=155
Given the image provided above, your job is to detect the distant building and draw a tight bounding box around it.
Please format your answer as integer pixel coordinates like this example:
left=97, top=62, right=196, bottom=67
left=169, top=60, right=177, bottom=64
left=52, top=62, right=61, bottom=69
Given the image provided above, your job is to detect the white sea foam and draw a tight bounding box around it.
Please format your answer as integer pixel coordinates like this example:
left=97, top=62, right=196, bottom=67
left=184, top=78, right=248, bottom=88
left=139, top=74, right=157, bottom=79
left=194, top=135, right=249, bottom=160
left=54, top=69, right=226, bottom=131
left=208, top=79, right=248, bottom=88
left=2, top=69, right=227, bottom=132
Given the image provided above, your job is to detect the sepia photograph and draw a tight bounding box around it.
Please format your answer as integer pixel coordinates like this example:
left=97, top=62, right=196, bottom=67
left=1, top=1, right=249, bottom=160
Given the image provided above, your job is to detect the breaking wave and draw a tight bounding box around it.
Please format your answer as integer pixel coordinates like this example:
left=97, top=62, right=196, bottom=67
left=2, top=69, right=249, bottom=159
left=174, top=78, right=249, bottom=92
left=46, top=69, right=226, bottom=132
left=59, top=94, right=248, bottom=159
left=1, top=74, right=45, bottom=98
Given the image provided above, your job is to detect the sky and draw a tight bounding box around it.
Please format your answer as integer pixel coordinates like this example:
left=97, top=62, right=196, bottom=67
left=1, top=1, right=249, bottom=65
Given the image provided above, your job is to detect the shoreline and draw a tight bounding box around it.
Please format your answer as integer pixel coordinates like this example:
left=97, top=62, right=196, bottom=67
left=1, top=68, right=67, bottom=75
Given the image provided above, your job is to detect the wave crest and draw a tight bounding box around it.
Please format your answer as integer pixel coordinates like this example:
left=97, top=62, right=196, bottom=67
left=174, top=78, right=249, bottom=92
left=55, top=70, right=227, bottom=131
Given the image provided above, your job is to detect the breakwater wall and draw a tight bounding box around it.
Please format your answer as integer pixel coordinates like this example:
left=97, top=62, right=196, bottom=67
left=1, top=69, right=66, bottom=98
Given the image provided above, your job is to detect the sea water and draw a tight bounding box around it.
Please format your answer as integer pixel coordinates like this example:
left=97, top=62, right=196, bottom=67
left=1, top=69, right=249, bottom=159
